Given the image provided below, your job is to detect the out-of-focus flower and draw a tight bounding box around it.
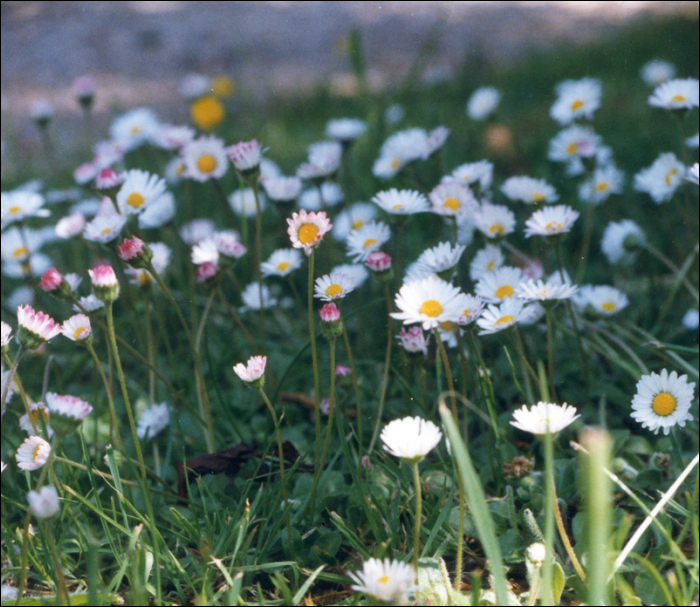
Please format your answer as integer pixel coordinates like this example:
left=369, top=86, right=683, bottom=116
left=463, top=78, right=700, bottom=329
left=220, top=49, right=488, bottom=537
left=233, top=355, right=267, bottom=387
left=640, top=60, right=676, bottom=87
left=139, top=191, right=176, bottom=229
left=1, top=190, right=48, bottom=228
left=240, top=283, right=278, bottom=312
left=348, top=558, right=418, bottom=604
left=524, top=205, right=579, bottom=238
left=190, top=95, right=225, bottom=131
left=17, top=305, right=61, bottom=349
left=417, top=242, right=465, bottom=276
left=501, top=176, right=558, bottom=205
left=137, top=402, right=170, bottom=440
left=574, top=285, right=629, bottom=316
left=396, top=326, right=430, bottom=356
left=467, top=86, right=501, bottom=121
left=55, top=213, right=86, bottom=239
left=372, top=189, right=430, bottom=216
left=476, top=266, right=524, bottom=304
left=550, top=78, right=601, bottom=125
left=27, top=485, right=60, bottom=519
left=579, top=164, right=624, bottom=204
left=681, top=309, right=699, bottom=330
left=346, top=221, right=391, bottom=262
left=182, top=136, right=228, bottom=182
left=601, top=220, right=645, bottom=265
left=687, top=163, right=699, bottom=185
left=470, top=244, right=504, bottom=281
left=314, top=272, right=356, bottom=302
left=261, top=249, right=303, bottom=278
left=298, top=182, right=344, bottom=211
left=229, top=187, right=267, bottom=217
left=476, top=298, right=534, bottom=334
left=648, top=78, right=699, bottom=110
left=449, top=160, right=493, bottom=190
left=634, top=152, right=685, bottom=203
left=227, top=139, right=263, bottom=175
left=83, top=213, right=128, bottom=244
left=261, top=176, right=303, bottom=204
left=110, top=107, right=160, bottom=151
left=428, top=181, right=477, bottom=218
left=474, top=204, right=516, bottom=239
left=326, top=118, right=367, bottom=143
left=332, top=203, right=377, bottom=241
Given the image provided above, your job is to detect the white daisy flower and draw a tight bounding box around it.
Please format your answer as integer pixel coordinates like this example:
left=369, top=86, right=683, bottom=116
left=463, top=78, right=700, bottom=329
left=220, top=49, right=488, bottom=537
left=516, top=278, right=578, bottom=303
left=633, top=152, right=685, bottom=204
left=109, top=107, right=160, bottom=151
left=61, top=314, right=92, bottom=342
left=381, top=416, right=442, bottom=461
left=314, top=272, right=356, bottom=301
left=55, top=213, right=86, bottom=239
left=297, top=141, right=342, bottom=180
left=686, top=133, right=699, bottom=149
left=372, top=188, right=429, bottom=216
left=681, top=309, right=699, bottom=331
left=687, top=163, right=699, bottom=185
left=579, top=164, right=624, bottom=205
left=139, top=191, right=176, bottom=229
left=550, top=78, right=602, bottom=125
left=469, top=244, right=505, bottom=281
left=27, top=485, right=60, bottom=519
left=165, top=157, right=188, bottom=184
left=73, top=294, right=105, bottom=313
left=326, top=118, right=367, bottom=142
left=229, top=187, right=267, bottom=217
left=424, top=126, right=450, bottom=157
left=1, top=190, right=48, bottom=228
left=372, top=128, right=428, bottom=179
left=152, top=124, right=195, bottom=151
left=476, top=298, right=534, bottom=334
left=240, top=283, right=278, bottom=312
left=260, top=158, right=283, bottom=180
left=287, top=209, right=332, bottom=254
left=116, top=169, right=167, bottom=215
left=450, top=160, right=493, bottom=190
left=192, top=238, right=220, bottom=265
left=648, top=78, right=699, bottom=110
left=631, top=369, right=695, bottom=435
left=332, top=203, right=377, bottom=241
left=0, top=227, right=48, bottom=264
left=467, top=86, right=501, bottom=121
left=1, top=322, right=12, bottom=348
left=404, top=260, right=437, bottom=283
left=417, top=242, right=466, bottom=275
left=548, top=125, right=601, bottom=164
left=346, top=221, right=391, bottom=262
left=524, top=205, right=579, bottom=238
left=348, top=558, right=418, bottom=603
left=83, top=213, right=128, bottom=244
left=233, top=355, right=267, bottom=385
left=227, top=139, right=263, bottom=173
left=600, top=220, right=645, bottom=265
left=332, top=263, right=370, bottom=288
left=474, top=204, right=516, bottom=239
left=428, top=180, right=477, bottom=217
left=298, top=182, right=344, bottom=211
left=182, top=136, right=229, bottom=182
left=179, top=72, right=210, bottom=99
left=179, top=218, right=216, bottom=245
left=18, top=402, right=51, bottom=436
left=574, top=285, right=629, bottom=316
left=391, top=276, right=472, bottom=330
left=640, top=60, right=676, bottom=87
left=476, top=266, right=524, bottom=303
left=137, top=402, right=170, bottom=440
left=511, top=402, right=580, bottom=435
left=501, top=176, right=558, bottom=205
left=261, top=176, right=303, bottom=203
left=213, top=232, right=246, bottom=260
left=456, top=293, right=485, bottom=326
left=16, top=436, right=51, bottom=471
left=436, top=320, right=459, bottom=348
left=261, top=249, right=303, bottom=278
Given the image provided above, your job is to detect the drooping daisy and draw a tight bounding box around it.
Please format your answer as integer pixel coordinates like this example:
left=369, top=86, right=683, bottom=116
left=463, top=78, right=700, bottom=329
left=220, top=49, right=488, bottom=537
left=326, top=118, right=367, bottom=143
left=470, top=244, right=505, bottom=281
left=391, top=276, right=471, bottom=330
left=182, top=136, right=229, bottom=182
left=633, top=152, right=685, bottom=204
left=16, top=436, right=51, bottom=471
left=261, top=249, right=303, bottom=278
left=550, top=78, right=602, bottom=125
left=27, top=485, right=60, bottom=519
left=450, top=160, right=493, bottom=191
left=372, top=188, right=429, bottom=216
left=227, top=139, right=263, bottom=174
left=314, top=272, right=356, bottom=302
left=511, top=402, right=580, bottom=435
left=109, top=107, right=160, bottom=151
left=600, top=220, right=645, bottom=265
left=424, top=126, right=450, bottom=158
left=137, top=402, right=170, bottom=440
left=116, top=169, right=167, bottom=215
left=381, top=416, right=442, bottom=461
left=524, top=205, right=579, bottom=238
left=574, top=285, right=629, bottom=316
left=474, top=204, right=516, bottom=239
left=428, top=180, right=477, bottom=217
left=332, top=203, right=377, bottom=241
left=298, top=182, right=344, bottom=211
left=55, top=213, right=86, bottom=239
left=640, top=60, right=676, bottom=87
left=61, top=314, right=92, bottom=343
left=346, top=221, right=391, bottom=262
left=1, top=322, right=12, bottom=349
left=348, top=558, right=418, bottom=604
left=501, top=176, right=558, bottom=205
left=83, top=213, right=128, bottom=244
left=476, top=298, right=534, bottom=335
left=467, top=86, right=501, bottom=121
left=372, top=128, right=428, bottom=179
left=456, top=293, right=485, bottom=326
left=297, top=141, right=342, bottom=180
left=287, top=209, right=332, bottom=254
left=476, top=266, right=524, bottom=303
left=240, top=283, right=278, bottom=312
left=417, top=242, right=466, bottom=276
left=261, top=176, right=303, bottom=204
left=396, top=326, right=430, bottom=356
left=631, top=369, right=695, bottom=435
left=233, top=355, right=267, bottom=385
left=1, top=190, right=48, bottom=228
left=331, top=264, right=369, bottom=289
left=579, top=164, right=624, bottom=204
left=17, top=305, right=61, bottom=348
left=228, top=187, right=267, bottom=217
left=139, top=191, right=176, bottom=229
left=45, top=392, right=92, bottom=435
left=548, top=125, right=601, bottom=164
left=516, top=278, right=578, bottom=303
left=648, top=78, right=699, bottom=110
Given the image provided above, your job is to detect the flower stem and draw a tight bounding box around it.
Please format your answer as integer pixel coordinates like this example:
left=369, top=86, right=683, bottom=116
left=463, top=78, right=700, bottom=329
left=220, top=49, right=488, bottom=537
left=318, top=337, right=337, bottom=485
left=545, top=310, right=558, bottom=404
left=541, top=429, right=556, bottom=604
left=466, top=329, right=500, bottom=441
left=1, top=343, right=24, bottom=414
left=342, top=324, right=363, bottom=453
left=306, top=250, right=322, bottom=512
left=551, top=476, right=587, bottom=582
left=509, top=328, right=540, bottom=389
left=368, top=283, right=394, bottom=454
left=2, top=351, right=36, bottom=434
left=252, top=181, right=266, bottom=345
left=86, top=342, right=123, bottom=451
left=44, top=521, right=70, bottom=606
left=412, top=460, right=423, bottom=581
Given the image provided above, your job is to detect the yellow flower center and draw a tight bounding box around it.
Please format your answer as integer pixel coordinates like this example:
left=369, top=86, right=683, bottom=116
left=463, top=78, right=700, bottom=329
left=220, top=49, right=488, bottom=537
left=652, top=392, right=677, bottom=416
left=32, top=445, right=42, bottom=461
left=8, top=205, right=22, bottom=215
left=595, top=181, right=609, bottom=192
left=138, top=272, right=152, bottom=286
left=363, top=238, right=377, bottom=249
left=390, top=158, right=400, bottom=170
left=197, top=154, right=217, bottom=174
left=131, top=125, right=141, bottom=134
left=665, top=169, right=677, bottom=186
left=486, top=260, right=496, bottom=272
left=420, top=299, right=443, bottom=317
left=671, top=94, right=686, bottom=103
left=351, top=220, right=365, bottom=230
left=378, top=575, right=390, bottom=585
left=127, top=192, right=146, bottom=209
left=73, top=327, right=86, bottom=340
left=326, top=284, right=343, bottom=298
left=440, top=321, right=454, bottom=330
left=546, top=221, right=562, bottom=232
left=13, top=246, right=28, bottom=259
left=489, top=224, right=504, bottom=235
left=495, top=314, right=514, bottom=325
left=190, top=96, right=225, bottom=131
left=443, top=197, right=461, bottom=211
left=462, top=174, right=470, bottom=182
left=495, top=285, right=514, bottom=299
left=463, top=309, right=470, bottom=317
left=532, top=193, right=545, bottom=203
left=601, top=302, right=616, bottom=312
left=277, top=261, right=291, bottom=272
left=570, top=99, right=585, bottom=111
left=298, top=223, right=319, bottom=245
left=566, top=142, right=578, bottom=155
left=392, top=204, right=404, bottom=210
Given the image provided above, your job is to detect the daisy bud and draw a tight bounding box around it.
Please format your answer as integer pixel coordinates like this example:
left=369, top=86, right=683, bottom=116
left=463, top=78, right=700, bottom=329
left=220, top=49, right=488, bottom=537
left=88, top=265, right=120, bottom=303
left=27, top=485, right=60, bottom=520
left=365, top=251, right=393, bottom=282
left=45, top=392, right=93, bottom=437
left=17, top=305, right=62, bottom=350
left=61, top=314, right=92, bottom=345
left=396, top=326, right=430, bottom=361
left=16, top=436, right=51, bottom=471
left=31, top=100, right=54, bottom=129
left=1, top=321, right=12, bottom=353
left=526, top=542, right=546, bottom=569
left=233, top=355, right=267, bottom=390
left=335, top=364, right=352, bottom=388
left=39, top=267, right=73, bottom=300
left=118, top=236, right=153, bottom=270
left=227, top=139, right=262, bottom=179
left=95, top=167, right=124, bottom=199
left=73, top=75, right=96, bottom=110
left=195, top=262, right=220, bottom=284
left=319, top=303, right=343, bottom=339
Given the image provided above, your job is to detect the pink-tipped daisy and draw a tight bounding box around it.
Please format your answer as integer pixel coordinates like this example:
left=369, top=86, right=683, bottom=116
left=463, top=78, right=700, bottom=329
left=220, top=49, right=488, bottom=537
left=287, top=209, right=332, bottom=254
left=61, top=314, right=92, bottom=342
left=16, top=436, right=51, bottom=471
left=233, top=355, right=267, bottom=387
left=17, top=305, right=62, bottom=348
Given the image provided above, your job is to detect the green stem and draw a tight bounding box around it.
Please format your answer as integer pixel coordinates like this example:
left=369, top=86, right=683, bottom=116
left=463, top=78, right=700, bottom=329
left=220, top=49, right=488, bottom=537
left=1, top=351, right=37, bottom=434
left=670, top=428, right=686, bottom=471
left=466, top=329, right=500, bottom=441
left=306, top=251, right=322, bottom=512
left=551, top=476, right=587, bottom=582
left=144, top=297, right=155, bottom=403
left=45, top=522, right=71, bottom=606
left=86, top=342, right=123, bottom=451
left=642, top=241, right=699, bottom=302
left=509, top=328, right=540, bottom=389
left=575, top=203, right=595, bottom=284
left=252, top=181, right=266, bottom=345
left=542, top=430, right=556, bottom=605
left=1, top=343, right=24, bottom=414
left=342, top=324, right=363, bottom=453
left=318, top=337, right=337, bottom=485
left=412, top=460, right=423, bottom=581
left=368, top=284, right=394, bottom=454
left=545, top=310, right=558, bottom=404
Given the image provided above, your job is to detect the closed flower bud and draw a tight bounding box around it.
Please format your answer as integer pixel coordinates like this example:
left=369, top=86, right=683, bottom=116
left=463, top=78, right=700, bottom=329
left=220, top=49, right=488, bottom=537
left=319, top=303, right=343, bottom=339
left=118, top=236, right=153, bottom=270
left=88, top=265, right=120, bottom=303
left=39, top=267, right=73, bottom=300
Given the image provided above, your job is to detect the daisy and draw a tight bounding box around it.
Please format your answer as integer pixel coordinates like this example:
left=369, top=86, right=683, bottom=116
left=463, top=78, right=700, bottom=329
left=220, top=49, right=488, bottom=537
left=437, top=320, right=459, bottom=348
left=261, top=249, right=303, bottom=278
left=373, top=128, right=428, bottom=179
left=88, top=265, right=119, bottom=303
left=511, top=402, right=580, bottom=435
left=332, top=203, right=377, bottom=241
left=631, top=369, right=695, bottom=435
left=428, top=180, right=477, bottom=217
left=687, top=163, right=699, bottom=185
left=366, top=251, right=392, bottom=274
left=31, top=99, right=54, bottom=126
left=331, top=263, right=369, bottom=289
left=45, top=392, right=92, bottom=435
left=314, top=272, right=356, bottom=302
left=287, top=209, right=332, bottom=254
left=579, top=164, right=624, bottom=204
left=298, top=182, right=344, bottom=211
left=474, top=204, right=516, bottom=239
left=165, top=157, right=188, bottom=183
left=214, top=231, right=247, bottom=259
left=381, top=416, right=442, bottom=461
left=550, top=78, right=602, bottom=125
left=126, top=242, right=171, bottom=286
left=83, top=213, right=128, bottom=244
left=18, top=401, right=50, bottom=436
left=524, top=205, right=579, bottom=238
left=456, top=294, right=485, bottom=326
left=233, top=355, right=267, bottom=385
left=450, top=160, right=493, bottom=190
left=476, top=266, right=524, bottom=303
left=548, top=125, right=601, bottom=164
left=346, top=221, right=391, bottom=262
left=681, top=309, right=699, bottom=331
left=182, top=136, right=229, bottom=182
left=227, top=139, right=263, bottom=173
left=0, top=227, right=45, bottom=264
left=404, top=261, right=437, bottom=283
left=240, top=283, right=278, bottom=312
left=27, top=486, right=60, bottom=519
left=633, top=153, right=685, bottom=203
left=136, top=402, right=170, bottom=440
left=372, top=189, right=429, bottom=216
left=467, top=86, right=501, bottom=121
left=61, top=314, right=92, bottom=342
left=396, top=326, right=430, bottom=356
left=180, top=218, right=216, bottom=245
left=1, top=190, right=48, bottom=228
left=687, top=133, right=699, bottom=149
left=469, top=244, right=505, bottom=281
left=391, top=276, right=471, bottom=330
left=17, top=305, right=61, bottom=348
left=73, top=294, right=105, bottom=313
left=297, top=141, right=342, bottom=180
left=574, top=285, right=629, bottom=316
left=16, top=436, right=51, bottom=471
left=152, top=124, right=195, bottom=151
left=476, top=298, right=533, bottom=335
left=109, top=107, right=160, bottom=151
left=648, top=78, right=699, bottom=110
left=55, top=213, right=86, bottom=239
left=501, top=176, right=558, bottom=205
left=116, top=169, right=167, bottom=215
left=417, top=242, right=466, bottom=275
left=192, top=239, right=220, bottom=265
left=261, top=176, right=303, bottom=203
left=1, top=322, right=11, bottom=349
left=600, top=220, right=645, bottom=265
left=139, top=192, right=176, bottom=229
left=38, top=267, right=71, bottom=298
left=229, top=188, right=267, bottom=217
left=516, top=278, right=578, bottom=303
left=348, top=558, right=418, bottom=603
left=424, top=126, right=450, bottom=157
left=326, top=118, right=367, bottom=142
left=640, top=60, right=676, bottom=87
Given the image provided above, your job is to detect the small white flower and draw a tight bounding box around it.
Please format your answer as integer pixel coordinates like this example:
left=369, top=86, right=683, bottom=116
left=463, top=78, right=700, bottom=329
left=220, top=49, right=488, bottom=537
left=192, top=238, right=220, bottom=265
left=640, top=60, right=676, bottom=87
left=476, top=298, right=534, bottom=335
left=287, top=209, right=332, bottom=254
left=428, top=180, right=477, bottom=218
left=600, top=220, right=645, bottom=265
left=574, top=285, right=629, bottom=316
left=332, top=203, right=377, bottom=241
left=214, top=231, right=247, bottom=259
left=297, top=141, right=342, bottom=179
left=681, top=309, right=699, bottom=331
left=687, top=163, right=699, bottom=186
left=55, top=213, right=86, bottom=238
left=686, top=133, right=699, bottom=149
left=1, top=585, right=19, bottom=602
left=137, top=402, right=170, bottom=440
left=634, top=152, right=685, bottom=204
left=417, top=242, right=466, bottom=275
left=233, top=355, right=267, bottom=383
left=381, top=416, right=442, bottom=460
left=579, top=164, right=624, bottom=205
left=516, top=278, right=578, bottom=302
left=511, top=402, right=580, bottom=435
left=61, top=314, right=92, bottom=342
left=326, top=118, right=367, bottom=142
left=139, top=191, right=176, bottom=229
left=27, top=485, right=60, bottom=519
left=456, top=294, right=485, bottom=326
left=182, top=136, right=229, bottom=182
left=476, top=266, right=524, bottom=304
left=396, top=326, right=431, bottom=355
left=73, top=294, right=105, bottom=313
left=314, top=272, right=356, bottom=302
left=550, top=78, right=602, bottom=125
left=1, top=190, right=48, bottom=228
left=470, top=244, right=505, bottom=281
left=180, top=218, right=216, bottom=245
left=548, top=125, right=601, bottom=164
left=240, top=283, right=277, bottom=312
left=298, top=182, right=344, bottom=211
left=524, top=205, right=579, bottom=238
left=467, top=86, right=501, bottom=120
left=372, top=188, right=429, bottom=216
left=331, top=263, right=369, bottom=289
left=475, top=204, right=516, bottom=239
left=450, top=160, right=493, bottom=190
left=229, top=187, right=267, bottom=217
left=261, top=249, right=303, bottom=278
left=227, top=139, right=263, bottom=172
left=346, top=221, right=391, bottom=262
left=261, top=176, right=303, bottom=202
left=631, top=369, right=695, bottom=435
left=110, top=107, right=160, bottom=151
left=391, top=276, right=472, bottom=331
left=373, top=128, right=428, bottom=179
left=348, top=558, right=418, bottom=603
left=116, top=169, right=167, bottom=215
left=1, top=321, right=12, bottom=348
left=501, top=176, right=559, bottom=205
left=82, top=212, right=127, bottom=244
left=16, top=436, right=51, bottom=471
left=648, top=78, right=699, bottom=110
